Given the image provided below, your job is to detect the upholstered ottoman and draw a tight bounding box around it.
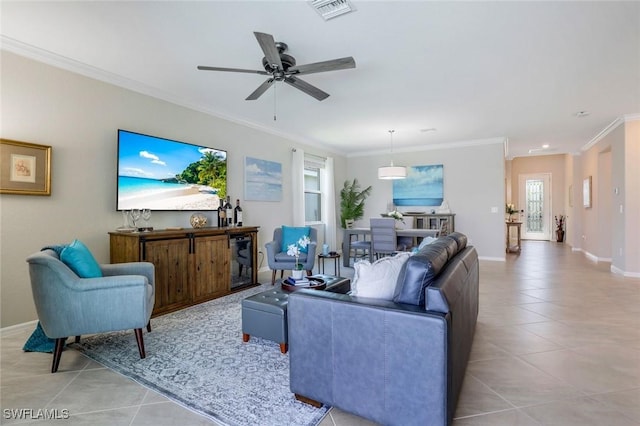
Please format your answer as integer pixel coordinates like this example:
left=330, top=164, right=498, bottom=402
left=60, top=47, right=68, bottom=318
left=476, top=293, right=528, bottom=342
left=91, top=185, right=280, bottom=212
left=241, top=275, right=350, bottom=354
left=242, top=288, right=289, bottom=353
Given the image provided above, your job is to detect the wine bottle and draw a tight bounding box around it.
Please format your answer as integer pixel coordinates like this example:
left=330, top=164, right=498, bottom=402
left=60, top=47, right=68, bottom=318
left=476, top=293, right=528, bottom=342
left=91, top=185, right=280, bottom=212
left=234, top=199, right=243, bottom=226
left=218, top=198, right=226, bottom=227
left=225, top=196, right=233, bottom=227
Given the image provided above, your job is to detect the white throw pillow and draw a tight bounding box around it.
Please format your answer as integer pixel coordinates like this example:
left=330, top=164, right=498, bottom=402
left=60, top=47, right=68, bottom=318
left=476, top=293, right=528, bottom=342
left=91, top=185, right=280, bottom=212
left=351, top=252, right=411, bottom=300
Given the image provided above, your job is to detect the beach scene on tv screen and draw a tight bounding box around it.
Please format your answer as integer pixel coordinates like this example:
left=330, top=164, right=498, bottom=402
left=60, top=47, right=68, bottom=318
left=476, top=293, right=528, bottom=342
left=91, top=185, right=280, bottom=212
left=118, top=131, right=227, bottom=210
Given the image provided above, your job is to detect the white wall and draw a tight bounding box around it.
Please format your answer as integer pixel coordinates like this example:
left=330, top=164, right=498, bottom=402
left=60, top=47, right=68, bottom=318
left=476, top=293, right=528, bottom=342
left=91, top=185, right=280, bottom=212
left=0, top=51, right=344, bottom=327
left=346, top=142, right=506, bottom=260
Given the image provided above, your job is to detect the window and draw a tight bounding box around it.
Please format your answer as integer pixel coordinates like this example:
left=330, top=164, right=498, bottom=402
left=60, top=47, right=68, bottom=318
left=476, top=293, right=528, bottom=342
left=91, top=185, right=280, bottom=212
left=303, top=155, right=327, bottom=223
left=304, top=166, right=322, bottom=222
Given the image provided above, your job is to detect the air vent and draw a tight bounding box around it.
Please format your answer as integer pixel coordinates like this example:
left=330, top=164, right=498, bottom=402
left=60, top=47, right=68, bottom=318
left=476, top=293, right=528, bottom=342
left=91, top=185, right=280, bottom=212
left=310, top=0, right=356, bottom=20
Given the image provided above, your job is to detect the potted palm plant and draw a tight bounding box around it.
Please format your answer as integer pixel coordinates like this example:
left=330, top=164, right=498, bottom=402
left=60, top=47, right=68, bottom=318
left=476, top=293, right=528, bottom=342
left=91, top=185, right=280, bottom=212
left=340, top=179, right=372, bottom=228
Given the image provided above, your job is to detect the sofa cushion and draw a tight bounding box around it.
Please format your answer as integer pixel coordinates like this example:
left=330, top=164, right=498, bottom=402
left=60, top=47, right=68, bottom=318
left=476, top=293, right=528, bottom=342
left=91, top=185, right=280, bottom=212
left=281, top=226, right=311, bottom=253
left=60, top=239, right=103, bottom=278
left=447, top=232, right=467, bottom=251
left=352, top=252, right=411, bottom=300
left=440, top=236, right=459, bottom=258
left=393, top=238, right=453, bottom=306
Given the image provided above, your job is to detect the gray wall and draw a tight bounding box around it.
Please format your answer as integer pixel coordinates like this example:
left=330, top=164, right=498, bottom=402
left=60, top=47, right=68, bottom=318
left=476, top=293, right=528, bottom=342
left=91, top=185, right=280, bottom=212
left=346, top=142, right=506, bottom=260
left=0, top=51, right=344, bottom=327
left=1, top=51, right=506, bottom=328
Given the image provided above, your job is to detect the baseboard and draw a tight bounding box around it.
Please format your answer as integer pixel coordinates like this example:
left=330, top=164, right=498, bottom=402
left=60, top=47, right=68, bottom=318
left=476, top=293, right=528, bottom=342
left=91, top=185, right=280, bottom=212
left=584, top=251, right=599, bottom=263
left=611, top=265, right=640, bottom=278
left=0, top=319, right=37, bottom=336
left=579, top=250, right=640, bottom=277
left=479, top=256, right=506, bottom=262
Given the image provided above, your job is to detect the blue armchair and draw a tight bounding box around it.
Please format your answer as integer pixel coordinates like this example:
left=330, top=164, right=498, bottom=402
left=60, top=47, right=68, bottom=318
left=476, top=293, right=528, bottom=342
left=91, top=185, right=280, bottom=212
left=265, top=227, right=317, bottom=284
left=26, top=248, right=155, bottom=373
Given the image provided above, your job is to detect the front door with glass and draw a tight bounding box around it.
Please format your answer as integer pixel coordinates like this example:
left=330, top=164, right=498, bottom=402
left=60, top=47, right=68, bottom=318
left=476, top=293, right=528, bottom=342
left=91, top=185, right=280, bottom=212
left=518, top=173, right=551, bottom=240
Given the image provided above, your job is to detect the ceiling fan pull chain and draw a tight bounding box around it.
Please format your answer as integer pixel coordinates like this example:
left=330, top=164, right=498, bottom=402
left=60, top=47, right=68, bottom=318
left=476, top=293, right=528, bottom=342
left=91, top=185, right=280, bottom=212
left=273, top=82, right=277, bottom=121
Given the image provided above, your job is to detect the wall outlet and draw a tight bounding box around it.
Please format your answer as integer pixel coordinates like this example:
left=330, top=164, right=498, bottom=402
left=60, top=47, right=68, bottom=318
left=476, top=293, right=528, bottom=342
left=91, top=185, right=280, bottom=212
left=491, top=207, right=498, bottom=213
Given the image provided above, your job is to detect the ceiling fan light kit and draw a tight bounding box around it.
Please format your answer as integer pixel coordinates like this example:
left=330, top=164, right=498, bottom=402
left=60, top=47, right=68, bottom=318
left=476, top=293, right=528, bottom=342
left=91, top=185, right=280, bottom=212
left=378, top=130, right=407, bottom=180
left=198, top=32, right=355, bottom=101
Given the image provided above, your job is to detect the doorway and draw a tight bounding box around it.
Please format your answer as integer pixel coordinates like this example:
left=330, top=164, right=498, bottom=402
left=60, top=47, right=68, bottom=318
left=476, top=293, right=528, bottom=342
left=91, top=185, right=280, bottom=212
left=518, top=173, right=552, bottom=240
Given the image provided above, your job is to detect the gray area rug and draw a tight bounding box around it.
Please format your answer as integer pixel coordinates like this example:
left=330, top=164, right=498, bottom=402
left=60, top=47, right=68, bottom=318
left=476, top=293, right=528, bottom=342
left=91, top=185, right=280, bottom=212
left=73, top=283, right=329, bottom=426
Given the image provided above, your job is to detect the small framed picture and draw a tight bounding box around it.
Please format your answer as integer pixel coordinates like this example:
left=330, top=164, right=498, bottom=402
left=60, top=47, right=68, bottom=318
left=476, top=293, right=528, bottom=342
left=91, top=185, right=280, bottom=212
left=583, top=176, right=592, bottom=208
left=0, top=139, right=51, bottom=195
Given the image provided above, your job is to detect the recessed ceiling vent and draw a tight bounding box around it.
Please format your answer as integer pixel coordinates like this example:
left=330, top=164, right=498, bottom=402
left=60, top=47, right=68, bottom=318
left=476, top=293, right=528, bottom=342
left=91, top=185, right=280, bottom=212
left=310, top=0, right=356, bottom=20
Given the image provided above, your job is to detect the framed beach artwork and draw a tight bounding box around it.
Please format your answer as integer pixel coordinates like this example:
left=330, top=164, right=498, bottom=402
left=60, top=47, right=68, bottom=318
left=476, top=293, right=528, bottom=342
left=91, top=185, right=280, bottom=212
left=244, top=157, right=282, bottom=202
left=0, top=139, right=51, bottom=195
left=393, top=164, right=444, bottom=207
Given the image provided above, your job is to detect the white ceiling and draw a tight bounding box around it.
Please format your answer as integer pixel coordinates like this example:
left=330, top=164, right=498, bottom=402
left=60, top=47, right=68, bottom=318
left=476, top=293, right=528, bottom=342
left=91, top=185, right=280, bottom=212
left=2, top=1, right=639, bottom=158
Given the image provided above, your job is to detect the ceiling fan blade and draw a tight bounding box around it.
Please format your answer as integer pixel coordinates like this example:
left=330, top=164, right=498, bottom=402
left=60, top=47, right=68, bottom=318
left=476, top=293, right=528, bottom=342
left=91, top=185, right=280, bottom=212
left=197, top=66, right=268, bottom=75
left=284, top=76, right=330, bottom=101
left=254, top=32, right=283, bottom=70
left=289, top=56, right=356, bottom=75
left=246, top=78, right=275, bottom=100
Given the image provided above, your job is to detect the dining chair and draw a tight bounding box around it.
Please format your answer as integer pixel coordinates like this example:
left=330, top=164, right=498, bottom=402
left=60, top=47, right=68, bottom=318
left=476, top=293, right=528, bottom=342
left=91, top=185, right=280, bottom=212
left=370, top=217, right=405, bottom=259
left=344, top=219, right=371, bottom=265
left=395, top=215, right=415, bottom=252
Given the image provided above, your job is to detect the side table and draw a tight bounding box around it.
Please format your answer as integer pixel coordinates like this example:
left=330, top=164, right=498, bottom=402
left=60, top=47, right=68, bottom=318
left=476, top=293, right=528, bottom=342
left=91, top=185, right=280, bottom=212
left=506, top=221, right=522, bottom=253
left=317, top=252, right=340, bottom=276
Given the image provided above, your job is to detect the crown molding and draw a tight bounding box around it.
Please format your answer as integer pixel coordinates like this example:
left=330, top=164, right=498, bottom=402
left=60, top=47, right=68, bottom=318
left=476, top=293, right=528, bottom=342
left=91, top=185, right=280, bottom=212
left=348, top=137, right=507, bottom=158
left=581, top=112, right=640, bottom=152
left=0, top=36, right=350, bottom=158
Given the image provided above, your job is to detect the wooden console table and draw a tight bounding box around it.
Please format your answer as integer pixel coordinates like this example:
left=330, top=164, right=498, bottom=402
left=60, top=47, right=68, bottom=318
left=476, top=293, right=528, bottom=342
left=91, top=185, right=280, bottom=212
left=506, top=221, right=522, bottom=253
left=402, top=213, right=455, bottom=235
left=109, top=226, right=259, bottom=316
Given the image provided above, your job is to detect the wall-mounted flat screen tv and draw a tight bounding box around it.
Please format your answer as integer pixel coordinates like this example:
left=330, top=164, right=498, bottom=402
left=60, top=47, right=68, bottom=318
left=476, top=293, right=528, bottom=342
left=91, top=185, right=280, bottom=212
left=117, top=129, right=226, bottom=211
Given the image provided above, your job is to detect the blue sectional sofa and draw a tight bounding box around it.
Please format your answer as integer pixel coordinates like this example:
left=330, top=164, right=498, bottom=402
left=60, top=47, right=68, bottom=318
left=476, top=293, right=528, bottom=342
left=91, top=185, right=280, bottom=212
left=287, top=232, right=479, bottom=426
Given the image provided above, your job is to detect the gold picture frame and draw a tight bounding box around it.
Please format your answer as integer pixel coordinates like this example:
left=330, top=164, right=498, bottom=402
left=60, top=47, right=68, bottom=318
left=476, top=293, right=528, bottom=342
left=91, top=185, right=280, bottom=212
left=0, top=139, right=51, bottom=195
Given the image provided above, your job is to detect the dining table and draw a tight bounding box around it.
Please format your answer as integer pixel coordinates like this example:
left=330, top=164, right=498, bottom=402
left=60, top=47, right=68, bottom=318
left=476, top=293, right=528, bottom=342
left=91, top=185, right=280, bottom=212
left=342, top=227, right=441, bottom=267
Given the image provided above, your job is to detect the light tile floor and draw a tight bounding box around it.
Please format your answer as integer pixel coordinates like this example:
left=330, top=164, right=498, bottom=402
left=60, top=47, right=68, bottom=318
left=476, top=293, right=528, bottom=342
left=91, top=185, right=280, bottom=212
left=1, top=241, right=639, bottom=425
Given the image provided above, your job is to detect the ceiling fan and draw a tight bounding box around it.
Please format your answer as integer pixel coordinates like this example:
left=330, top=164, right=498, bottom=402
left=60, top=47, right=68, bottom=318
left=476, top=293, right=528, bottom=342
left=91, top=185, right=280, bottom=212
left=197, top=32, right=356, bottom=101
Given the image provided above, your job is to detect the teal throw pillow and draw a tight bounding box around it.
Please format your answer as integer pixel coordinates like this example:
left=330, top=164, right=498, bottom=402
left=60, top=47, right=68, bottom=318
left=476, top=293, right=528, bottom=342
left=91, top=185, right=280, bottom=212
left=281, top=226, right=311, bottom=253
left=60, top=239, right=103, bottom=278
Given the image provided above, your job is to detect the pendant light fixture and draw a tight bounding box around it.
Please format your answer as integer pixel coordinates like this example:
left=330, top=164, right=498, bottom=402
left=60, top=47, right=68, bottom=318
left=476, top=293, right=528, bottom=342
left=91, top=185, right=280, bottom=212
left=377, top=130, right=407, bottom=180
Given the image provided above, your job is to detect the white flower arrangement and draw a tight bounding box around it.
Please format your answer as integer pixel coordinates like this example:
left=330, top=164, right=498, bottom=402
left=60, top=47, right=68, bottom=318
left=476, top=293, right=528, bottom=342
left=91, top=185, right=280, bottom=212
left=286, top=235, right=311, bottom=270
left=386, top=210, right=405, bottom=223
